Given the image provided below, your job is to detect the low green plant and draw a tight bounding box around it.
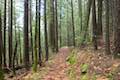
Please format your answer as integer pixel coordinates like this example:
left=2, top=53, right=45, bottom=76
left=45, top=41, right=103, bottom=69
left=81, top=63, right=89, bottom=74
left=107, top=72, right=114, bottom=80
left=67, top=67, right=76, bottom=80
left=81, top=74, right=89, bottom=80
left=66, top=50, right=77, bottom=65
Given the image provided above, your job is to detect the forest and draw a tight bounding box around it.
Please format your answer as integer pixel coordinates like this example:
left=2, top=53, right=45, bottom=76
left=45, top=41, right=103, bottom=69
left=0, top=0, right=120, bottom=80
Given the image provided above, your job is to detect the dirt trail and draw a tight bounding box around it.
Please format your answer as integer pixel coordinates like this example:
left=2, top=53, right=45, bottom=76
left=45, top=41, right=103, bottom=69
left=42, top=47, right=71, bottom=80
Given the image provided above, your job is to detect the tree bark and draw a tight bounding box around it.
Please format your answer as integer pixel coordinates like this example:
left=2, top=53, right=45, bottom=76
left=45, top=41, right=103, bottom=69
left=71, top=0, right=75, bottom=47
left=97, top=0, right=103, bottom=35
left=44, top=0, right=49, bottom=61
left=92, top=0, right=98, bottom=50
left=3, top=0, right=7, bottom=67
left=105, top=0, right=111, bottom=54
left=8, top=0, right=13, bottom=68
left=24, top=0, right=30, bottom=70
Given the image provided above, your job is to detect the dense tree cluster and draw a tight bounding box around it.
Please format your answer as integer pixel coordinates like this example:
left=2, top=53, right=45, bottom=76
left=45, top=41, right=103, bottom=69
left=0, top=0, right=120, bottom=78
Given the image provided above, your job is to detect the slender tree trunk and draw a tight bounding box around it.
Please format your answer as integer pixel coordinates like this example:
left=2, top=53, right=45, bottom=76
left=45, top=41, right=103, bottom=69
left=78, top=0, right=83, bottom=32
left=44, top=0, right=49, bottom=61
left=14, top=1, right=19, bottom=67
left=38, top=0, right=42, bottom=66
left=18, top=29, right=22, bottom=64
left=71, top=0, right=75, bottom=47
left=0, top=9, right=3, bottom=69
left=67, top=0, right=72, bottom=46
left=105, top=0, right=111, bottom=54
left=8, top=0, right=13, bottom=68
left=3, top=0, right=7, bottom=67
left=55, top=0, right=59, bottom=52
left=0, top=9, right=4, bottom=80
left=49, top=0, right=56, bottom=52
left=81, top=0, right=92, bottom=45
left=33, top=0, right=38, bottom=72
left=29, top=0, right=34, bottom=64
left=59, top=0, right=62, bottom=47
left=92, top=0, right=98, bottom=50
left=24, top=0, right=30, bottom=70
left=114, top=0, right=120, bottom=57
left=97, top=0, right=103, bottom=35
left=12, top=41, right=18, bottom=74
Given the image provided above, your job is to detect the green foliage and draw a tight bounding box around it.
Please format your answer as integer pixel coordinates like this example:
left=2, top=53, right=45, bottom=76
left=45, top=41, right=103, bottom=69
left=66, top=50, right=77, bottom=65
left=67, top=67, right=76, bottom=80
left=81, top=74, right=89, bottom=80
left=107, top=73, right=114, bottom=80
left=0, top=69, right=4, bottom=80
left=75, top=33, right=92, bottom=46
left=81, top=63, right=89, bottom=74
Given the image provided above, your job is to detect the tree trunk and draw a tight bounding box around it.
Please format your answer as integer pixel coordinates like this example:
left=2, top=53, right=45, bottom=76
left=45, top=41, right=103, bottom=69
left=55, top=0, right=59, bottom=52
left=38, top=0, right=42, bottom=66
left=44, top=0, right=49, bottom=61
left=33, top=0, right=38, bottom=72
left=8, top=0, right=13, bottom=68
left=3, top=0, right=7, bottom=67
left=0, top=9, right=3, bottom=69
left=49, top=0, right=56, bottom=52
left=81, top=0, right=92, bottom=45
left=97, top=0, right=103, bottom=35
left=29, top=0, right=34, bottom=64
left=114, top=0, right=120, bottom=57
left=71, top=0, right=75, bottom=47
left=0, top=9, right=4, bottom=80
left=24, top=0, right=30, bottom=70
left=105, top=0, right=111, bottom=54
left=92, top=0, right=98, bottom=50
left=78, top=0, right=83, bottom=32
left=59, top=0, right=62, bottom=47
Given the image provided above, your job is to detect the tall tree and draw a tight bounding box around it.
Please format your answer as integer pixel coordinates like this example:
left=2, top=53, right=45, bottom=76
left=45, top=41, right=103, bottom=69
left=0, top=9, right=4, bottom=80
left=38, top=0, right=42, bottom=66
left=3, top=0, right=7, bottom=67
left=67, top=0, right=71, bottom=46
left=13, top=1, right=19, bottom=67
left=8, top=0, right=13, bottom=68
left=29, top=0, right=34, bottom=64
left=0, top=9, right=3, bottom=70
left=44, top=0, right=49, bottom=61
left=33, top=0, right=39, bottom=72
left=105, top=0, right=111, bottom=54
left=97, top=0, right=103, bottom=35
left=81, top=0, right=92, bottom=45
left=18, top=28, right=22, bottom=64
left=55, top=0, right=59, bottom=52
left=114, top=0, right=120, bottom=57
left=49, top=0, right=56, bottom=52
left=92, top=0, right=98, bottom=50
left=59, top=0, right=62, bottom=47
left=71, top=0, right=75, bottom=46
left=24, top=0, right=30, bottom=69
left=78, top=0, right=83, bottom=32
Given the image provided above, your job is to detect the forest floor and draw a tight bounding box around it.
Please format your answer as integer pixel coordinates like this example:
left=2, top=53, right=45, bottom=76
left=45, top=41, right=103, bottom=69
left=6, top=46, right=120, bottom=80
